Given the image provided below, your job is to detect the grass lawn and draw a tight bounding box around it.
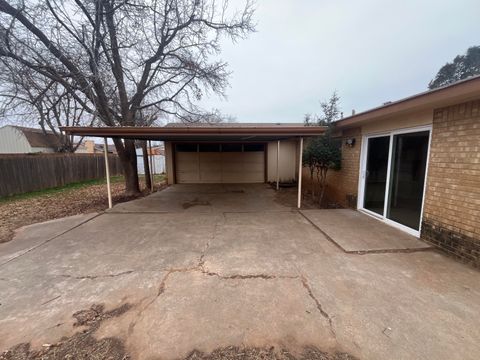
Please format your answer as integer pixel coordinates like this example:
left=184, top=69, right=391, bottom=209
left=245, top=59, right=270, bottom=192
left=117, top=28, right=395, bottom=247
left=0, top=174, right=165, bottom=204
left=0, top=174, right=166, bottom=243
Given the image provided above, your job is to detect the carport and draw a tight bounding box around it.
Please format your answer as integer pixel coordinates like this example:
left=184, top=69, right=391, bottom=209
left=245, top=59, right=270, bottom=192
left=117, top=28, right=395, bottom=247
left=62, top=124, right=326, bottom=209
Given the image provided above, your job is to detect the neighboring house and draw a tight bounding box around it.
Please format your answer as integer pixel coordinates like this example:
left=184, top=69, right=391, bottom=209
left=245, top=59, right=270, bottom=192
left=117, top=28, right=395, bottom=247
left=0, top=125, right=61, bottom=153
left=136, top=145, right=166, bottom=174
left=75, top=140, right=116, bottom=154
left=61, top=75, right=480, bottom=266
left=318, top=75, right=480, bottom=265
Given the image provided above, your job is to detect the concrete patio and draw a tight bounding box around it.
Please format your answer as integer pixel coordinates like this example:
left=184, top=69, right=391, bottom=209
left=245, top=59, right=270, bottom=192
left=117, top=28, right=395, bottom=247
left=0, top=184, right=479, bottom=360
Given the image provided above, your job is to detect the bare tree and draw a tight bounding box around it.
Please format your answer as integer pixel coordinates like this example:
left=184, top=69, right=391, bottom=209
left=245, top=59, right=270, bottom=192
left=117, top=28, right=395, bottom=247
left=135, top=108, right=162, bottom=191
left=0, top=61, right=95, bottom=152
left=0, top=0, right=255, bottom=195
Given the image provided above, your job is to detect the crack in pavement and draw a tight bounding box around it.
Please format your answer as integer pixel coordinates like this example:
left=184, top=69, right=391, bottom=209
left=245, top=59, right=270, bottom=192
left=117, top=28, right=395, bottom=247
left=60, top=270, right=134, bottom=280
left=125, top=214, right=337, bottom=339
left=125, top=262, right=336, bottom=341
left=200, top=266, right=299, bottom=280
left=300, top=275, right=336, bottom=337
left=198, top=213, right=226, bottom=266
left=127, top=266, right=199, bottom=335
left=41, top=295, right=62, bottom=306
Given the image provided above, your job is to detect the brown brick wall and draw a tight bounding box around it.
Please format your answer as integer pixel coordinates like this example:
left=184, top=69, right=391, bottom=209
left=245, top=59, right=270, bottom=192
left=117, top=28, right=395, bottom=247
left=422, top=99, right=480, bottom=267
left=302, top=127, right=362, bottom=208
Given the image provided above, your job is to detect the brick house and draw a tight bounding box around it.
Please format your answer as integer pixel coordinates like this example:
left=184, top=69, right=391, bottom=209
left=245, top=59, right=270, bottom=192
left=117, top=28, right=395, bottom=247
left=319, top=76, right=480, bottom=266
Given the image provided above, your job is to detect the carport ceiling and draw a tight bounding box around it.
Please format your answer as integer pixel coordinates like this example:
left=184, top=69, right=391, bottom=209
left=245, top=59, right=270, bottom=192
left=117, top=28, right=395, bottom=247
left=61, top=125, right=326, bottom=141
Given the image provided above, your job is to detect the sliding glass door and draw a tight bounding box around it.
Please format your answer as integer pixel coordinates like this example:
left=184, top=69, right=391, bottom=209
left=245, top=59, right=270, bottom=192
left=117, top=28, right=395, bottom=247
left=386, top=131, right=430, bottom=230
left=360, top=127, right=431, bottom=235
left=363, top=136, right=390, bottom=215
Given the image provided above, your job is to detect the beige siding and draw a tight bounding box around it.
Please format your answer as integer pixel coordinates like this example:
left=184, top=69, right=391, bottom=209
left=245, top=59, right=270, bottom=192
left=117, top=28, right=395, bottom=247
left=361, top=109, right=432, bottom=134
left=165, top=142, right=174, bottom=184
left=266, top=139, right=297, bottom=182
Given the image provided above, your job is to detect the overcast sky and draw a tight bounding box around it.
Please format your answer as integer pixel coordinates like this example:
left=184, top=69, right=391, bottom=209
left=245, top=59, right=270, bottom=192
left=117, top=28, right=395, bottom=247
left=199, top=0, right=480, bottom=123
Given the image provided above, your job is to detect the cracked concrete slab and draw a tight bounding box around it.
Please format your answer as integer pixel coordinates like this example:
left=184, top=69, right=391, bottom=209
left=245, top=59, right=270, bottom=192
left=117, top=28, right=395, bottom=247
left=301, top=209, right=432, bottom=253
left=0, top=184, right=479, bottom=360
left=203, top=211, right=337, bottom=277
left=97, top=270, right=337, bottom=360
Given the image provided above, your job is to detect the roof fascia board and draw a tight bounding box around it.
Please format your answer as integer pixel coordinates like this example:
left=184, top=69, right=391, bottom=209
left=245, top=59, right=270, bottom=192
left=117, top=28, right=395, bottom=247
left=60, top=126, right=326, bottom=138
left=335, top=77, right=480, bottom=128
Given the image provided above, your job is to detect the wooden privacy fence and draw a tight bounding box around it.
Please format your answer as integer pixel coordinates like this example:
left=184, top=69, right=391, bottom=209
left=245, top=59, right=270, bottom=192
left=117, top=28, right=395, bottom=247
left=0, top=153, right=123, bottom=197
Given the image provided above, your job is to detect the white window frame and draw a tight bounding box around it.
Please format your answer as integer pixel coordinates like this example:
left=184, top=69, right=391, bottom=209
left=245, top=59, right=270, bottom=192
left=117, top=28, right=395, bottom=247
left=357, top=125, right=432, bottom=237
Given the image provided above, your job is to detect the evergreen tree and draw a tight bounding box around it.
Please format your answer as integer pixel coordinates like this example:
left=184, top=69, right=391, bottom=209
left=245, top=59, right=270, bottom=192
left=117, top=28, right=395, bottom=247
left=303, top=92, right=342, bottom=205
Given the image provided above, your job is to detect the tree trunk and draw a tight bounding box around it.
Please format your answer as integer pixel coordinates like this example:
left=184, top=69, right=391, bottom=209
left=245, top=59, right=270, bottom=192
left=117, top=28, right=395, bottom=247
left=315, top=167, right=321, bottom=204
left=319, top=167, right=328, bottom=207
left=309, top=167, right=315, bottom=200
left=113, top=138, right=141, bottom=196
left=141, top=141, right=152, bottom=191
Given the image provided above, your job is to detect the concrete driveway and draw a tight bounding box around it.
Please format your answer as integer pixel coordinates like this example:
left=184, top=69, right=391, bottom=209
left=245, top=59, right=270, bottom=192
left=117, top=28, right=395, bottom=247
left=0, top=184, right=479, bottom=359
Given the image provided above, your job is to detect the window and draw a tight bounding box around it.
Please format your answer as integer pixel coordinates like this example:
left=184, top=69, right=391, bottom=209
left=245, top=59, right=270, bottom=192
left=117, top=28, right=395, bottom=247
left=175, top=143, right=266, bottom=152
left=175, top=144, right=198, bottom=152
left=221, top=143, right=243, bottom=152
left=199, top=144, right=220, bottom=152
left=243, top=143, right=265, bottom=152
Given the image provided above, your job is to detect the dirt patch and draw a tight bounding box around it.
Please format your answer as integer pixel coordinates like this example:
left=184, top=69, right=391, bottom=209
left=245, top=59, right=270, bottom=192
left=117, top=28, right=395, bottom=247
left=184, top=346, right=358, bottom=360
left=72, top=304, right=132, bottom=328
left=0, top=304, right=357, bottom=360
left=0, top=179, right=166, bottom=244
left=182, top=198, right=211, bottom=209
left=273, top=187, right=320, bottom=209
left=0, top=304, right=132, bottom=360
left=273, top=186, right=342, bottom=210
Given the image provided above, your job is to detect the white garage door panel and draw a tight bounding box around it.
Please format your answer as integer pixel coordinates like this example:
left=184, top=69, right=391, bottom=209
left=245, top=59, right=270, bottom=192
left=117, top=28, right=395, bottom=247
left=175, top=149, right=264, bottom=183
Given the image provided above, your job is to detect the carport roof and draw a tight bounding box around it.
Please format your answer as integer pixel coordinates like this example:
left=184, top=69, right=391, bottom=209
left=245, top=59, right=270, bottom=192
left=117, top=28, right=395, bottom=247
left=61, top=123, right=326, bottom=141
